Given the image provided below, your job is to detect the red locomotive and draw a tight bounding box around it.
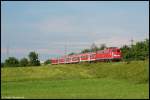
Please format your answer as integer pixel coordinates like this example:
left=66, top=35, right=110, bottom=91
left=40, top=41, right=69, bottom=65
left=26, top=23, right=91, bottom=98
left=51, top=47, right=122, bottom=65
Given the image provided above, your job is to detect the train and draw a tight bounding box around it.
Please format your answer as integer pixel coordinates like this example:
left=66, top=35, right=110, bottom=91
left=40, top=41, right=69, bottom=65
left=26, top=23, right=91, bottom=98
left=50, top=47, right=122, bottom=65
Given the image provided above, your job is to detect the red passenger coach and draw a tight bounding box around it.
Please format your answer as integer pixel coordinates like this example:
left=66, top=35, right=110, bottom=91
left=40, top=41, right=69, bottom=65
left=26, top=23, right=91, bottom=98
left=80, top=53, right=89, bottom=62
left=58, top=57, right=65, bottom=64
left=71, top=55, right=80, bottom=63
left=51, top=58, right=58, bottom=65
left=65, top=56, right=72, bottom=64
left=89, top=52, right=96, bottom=61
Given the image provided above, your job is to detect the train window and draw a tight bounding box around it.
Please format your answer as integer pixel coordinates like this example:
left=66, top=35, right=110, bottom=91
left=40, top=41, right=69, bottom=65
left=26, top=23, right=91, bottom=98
left=112, top=49, right=116, bottom=52
left=97, top=50, right=103, bottom=54
left=81, top=55, right=88, bottom=59
left=66, top=58, right=70, bottom=61
left=117, top=49, right=120, bottom=52
left=104, top=50, right=109, bottom=54
left=112, top=49, right=120, bottom=52
left=72, top=57, right=79, bottom=61
left=90, top=54, right=95, bottom=58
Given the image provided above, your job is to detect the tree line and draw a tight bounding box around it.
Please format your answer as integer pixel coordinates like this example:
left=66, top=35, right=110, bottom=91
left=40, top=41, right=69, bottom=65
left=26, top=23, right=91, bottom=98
left=1, top=51, right=41, bottom=67
left=68, top=43, right=107, bottom=55
left=120, top=39, right=149, bottom=61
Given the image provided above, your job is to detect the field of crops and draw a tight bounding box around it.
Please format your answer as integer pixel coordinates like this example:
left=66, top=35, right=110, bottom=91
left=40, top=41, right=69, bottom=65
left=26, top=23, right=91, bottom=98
left=1, top=61, right=149, bottom=99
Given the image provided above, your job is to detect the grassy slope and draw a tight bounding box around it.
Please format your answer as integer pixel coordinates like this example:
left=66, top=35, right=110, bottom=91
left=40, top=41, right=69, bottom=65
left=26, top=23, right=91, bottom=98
left=1, top=61, right=149, bottom=99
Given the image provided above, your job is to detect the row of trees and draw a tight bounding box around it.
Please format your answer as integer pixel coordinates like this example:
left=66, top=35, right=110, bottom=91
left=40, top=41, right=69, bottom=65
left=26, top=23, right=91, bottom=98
left=80, top=43, right=107, bottom=53
left=68, top=43, right=107, bottom=55
left=2, top=51, right=41, bottom=67
left=120, top=39, right=149, bottom=61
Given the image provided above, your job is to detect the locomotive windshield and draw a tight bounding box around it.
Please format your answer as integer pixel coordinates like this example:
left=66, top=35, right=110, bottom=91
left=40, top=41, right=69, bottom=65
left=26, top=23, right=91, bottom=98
left=117, top=49, right=120, bottom=52
left=112, top=49, right=120, bottom=52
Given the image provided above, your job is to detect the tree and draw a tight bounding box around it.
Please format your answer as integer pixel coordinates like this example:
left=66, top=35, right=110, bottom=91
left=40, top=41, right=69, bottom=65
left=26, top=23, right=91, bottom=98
left=90, top=43, right=98, bottom=52
left=68, top=52, right=76, bottom=55
left=99, top=44, right=107, bottom=50
left=4, top=57, right=19, bottom=67
left=28, top=51, right=40, bottom=66
left=81, top=48, right=91, bottom=53
left=120, top=45, right=130, bottom=60
left=20, top=58, right=28, bottom=66
left=44, top=59, right=51, bottom=65
left=1, top=62, right=4, bottom=67
left=143, top=39, right=149, bottom=58
left=133, top=40, right=149, bottom=60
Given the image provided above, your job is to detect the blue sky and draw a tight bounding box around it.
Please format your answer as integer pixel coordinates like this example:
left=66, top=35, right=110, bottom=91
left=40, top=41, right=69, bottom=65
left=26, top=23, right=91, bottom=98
left=1, top=1, right=149, bottom=62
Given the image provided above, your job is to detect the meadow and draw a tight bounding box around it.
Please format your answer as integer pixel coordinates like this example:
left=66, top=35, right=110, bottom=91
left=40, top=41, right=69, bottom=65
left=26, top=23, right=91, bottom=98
left=1, top=60, right=149, bottom=99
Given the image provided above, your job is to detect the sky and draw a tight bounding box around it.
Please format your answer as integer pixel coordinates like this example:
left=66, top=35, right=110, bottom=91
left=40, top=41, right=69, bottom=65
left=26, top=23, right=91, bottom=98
left=1, top=1, right=149, bottom=62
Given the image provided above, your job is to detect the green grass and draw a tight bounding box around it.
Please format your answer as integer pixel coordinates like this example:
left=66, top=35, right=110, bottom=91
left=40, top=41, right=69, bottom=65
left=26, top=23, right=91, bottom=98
left=1, top=61, right=149, bottom=99
left=1, top=78, right=149, bottom=99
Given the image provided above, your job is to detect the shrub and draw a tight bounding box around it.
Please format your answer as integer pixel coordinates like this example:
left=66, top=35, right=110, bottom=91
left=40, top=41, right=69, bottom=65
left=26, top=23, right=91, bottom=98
left=4, top=57, right=19, bottom=67
left=44, top=59, right=51, bottom=65
left=1, top=62, right=4, bottom=67
left=20, top=58, right=29, bottom=66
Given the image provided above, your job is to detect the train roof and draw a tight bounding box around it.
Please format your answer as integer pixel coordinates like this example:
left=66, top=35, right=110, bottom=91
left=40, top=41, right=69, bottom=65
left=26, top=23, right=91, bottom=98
left=106, top=47, right=119, bottom=49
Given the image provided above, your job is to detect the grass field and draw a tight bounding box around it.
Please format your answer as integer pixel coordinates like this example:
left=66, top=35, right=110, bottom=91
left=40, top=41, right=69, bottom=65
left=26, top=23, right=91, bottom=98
left=1, top=61, right=149, bottom=99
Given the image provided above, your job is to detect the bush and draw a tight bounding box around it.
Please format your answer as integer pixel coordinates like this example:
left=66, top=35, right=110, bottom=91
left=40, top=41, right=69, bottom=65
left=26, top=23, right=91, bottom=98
left=120, top=39, right=149, bottom=61
left=20, top=58, right=28, bottom=66
left=4, top=57, right=19, bottom=67
left=44, top=59, right=51, bottom=65
left=1, top=63, right=4, bottom=67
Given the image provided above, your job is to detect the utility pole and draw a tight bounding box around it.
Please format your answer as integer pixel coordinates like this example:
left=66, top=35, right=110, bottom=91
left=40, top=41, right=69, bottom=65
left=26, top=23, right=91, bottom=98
left=65, top=44, right=67, bottom=56
left=130, top=38, right=134, bottom=46
left=64, top=43, right=67, bottom=63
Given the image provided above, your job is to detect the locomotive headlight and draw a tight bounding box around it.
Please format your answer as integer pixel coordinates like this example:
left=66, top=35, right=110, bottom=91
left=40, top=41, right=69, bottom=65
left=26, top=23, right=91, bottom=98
left=113, top=55, right=120, bottom=56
